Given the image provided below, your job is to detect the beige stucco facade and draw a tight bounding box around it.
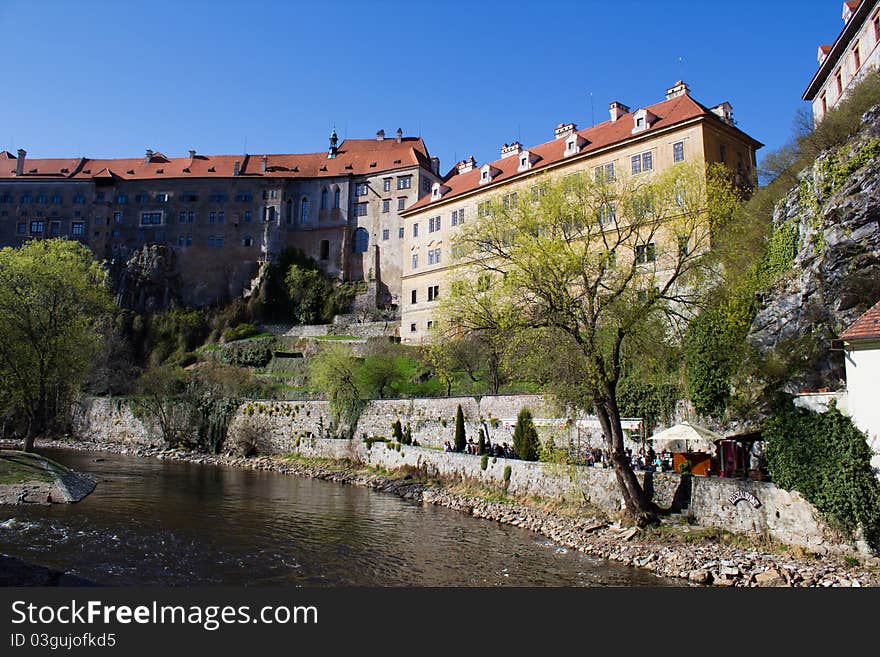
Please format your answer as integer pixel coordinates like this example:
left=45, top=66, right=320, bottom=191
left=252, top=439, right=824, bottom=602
left=399, top=85, right=761, bottom=343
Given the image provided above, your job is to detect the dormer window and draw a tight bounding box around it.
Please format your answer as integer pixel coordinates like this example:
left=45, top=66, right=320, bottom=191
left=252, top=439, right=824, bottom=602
left=563, top=135, right=586, bottom=158
left=517, top=150, right=536, bottom=173
left=631, top=108, right=656, bottom=134
left=479, top=164, right=500, bottom=185
left=431, top=182, right=451, bottom=201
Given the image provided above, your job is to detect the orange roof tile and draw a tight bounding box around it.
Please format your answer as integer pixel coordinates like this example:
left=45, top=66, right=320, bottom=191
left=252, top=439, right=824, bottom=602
left=0, top=138, right=431, bottom=181
left=841, top=299, right=880, bottom=341
left=405, top=93, right=760, bottom=213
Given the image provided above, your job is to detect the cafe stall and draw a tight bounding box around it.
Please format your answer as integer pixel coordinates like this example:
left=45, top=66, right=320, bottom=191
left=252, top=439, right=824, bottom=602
left=648, top=421, right=721, bottom=476
left=714, top=430, right=765, bottom=480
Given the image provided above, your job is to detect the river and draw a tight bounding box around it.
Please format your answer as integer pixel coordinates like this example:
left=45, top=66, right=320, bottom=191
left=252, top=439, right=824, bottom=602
left=0, top=448, right=667, bottom=586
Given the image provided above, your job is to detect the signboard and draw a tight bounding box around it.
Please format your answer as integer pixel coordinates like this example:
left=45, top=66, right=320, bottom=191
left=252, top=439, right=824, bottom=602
left=727, top=489, right=761, bottom=508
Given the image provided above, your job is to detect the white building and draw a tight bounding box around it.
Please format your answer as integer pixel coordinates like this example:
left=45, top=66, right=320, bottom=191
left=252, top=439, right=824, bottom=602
left=841, top=299, right=880, bottom=471
left=803, top=1, right=880, bottom=124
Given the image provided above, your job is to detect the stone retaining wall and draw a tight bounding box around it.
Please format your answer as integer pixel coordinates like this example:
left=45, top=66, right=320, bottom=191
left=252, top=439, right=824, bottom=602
left=73, top=395, right=869, bottom=556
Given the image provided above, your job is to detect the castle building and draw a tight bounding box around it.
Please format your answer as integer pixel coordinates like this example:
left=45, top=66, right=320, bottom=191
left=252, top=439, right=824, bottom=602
left=398, top=81, right=762, bottom=343
left=0, top=130, right=440, bottom=308
left=803, top=1, right=880, bottom=124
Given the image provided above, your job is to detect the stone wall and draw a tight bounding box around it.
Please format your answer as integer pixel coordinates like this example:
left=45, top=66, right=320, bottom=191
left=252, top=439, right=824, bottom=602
left=73, top=394, right=868, bottom=556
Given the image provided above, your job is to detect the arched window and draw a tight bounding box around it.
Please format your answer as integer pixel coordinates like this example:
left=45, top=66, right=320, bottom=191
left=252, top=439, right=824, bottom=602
left=321, top=188, right=329, bottom=210
left=333, top=187, right=340, bottom=209
left=300, top=197, right=310, bottom=223
left=353, top=227, right=369, bottom=253
left=243, top=235, right=253, bottom=247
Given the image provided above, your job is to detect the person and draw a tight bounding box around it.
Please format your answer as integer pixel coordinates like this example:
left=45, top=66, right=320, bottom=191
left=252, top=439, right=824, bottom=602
left=443, top=440, right=452, bottom=452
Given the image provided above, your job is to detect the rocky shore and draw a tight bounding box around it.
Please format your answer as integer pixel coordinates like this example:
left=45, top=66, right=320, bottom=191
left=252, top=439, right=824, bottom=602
left=10, top=438, right=879, bottom=587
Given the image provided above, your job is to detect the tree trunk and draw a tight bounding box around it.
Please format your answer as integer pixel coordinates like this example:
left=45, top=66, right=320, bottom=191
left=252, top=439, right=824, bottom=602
left=23, top=433, right=35, bottom=453
left=595, top=396, right=658, bottom=527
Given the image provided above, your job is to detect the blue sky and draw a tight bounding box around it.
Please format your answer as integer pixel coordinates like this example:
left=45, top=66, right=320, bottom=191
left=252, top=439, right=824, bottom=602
left=0, top=0, right=845, bottom=178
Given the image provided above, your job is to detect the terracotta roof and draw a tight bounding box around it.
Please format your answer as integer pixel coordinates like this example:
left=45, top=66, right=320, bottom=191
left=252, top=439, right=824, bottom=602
left=405, top=92, right=760, bottom=213
left=0, top=138, right=431, bottom=181
left=841, top=299, right=880, bottom=341
left=845, top=1, right=862, bottom=11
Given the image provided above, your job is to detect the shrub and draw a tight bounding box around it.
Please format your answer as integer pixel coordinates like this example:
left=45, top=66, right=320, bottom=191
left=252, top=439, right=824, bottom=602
left=764, top=398, right=880, bottom=551
left=223, top=322, right=259, bottom=343
left=391, top=419, right=404, bottom=443
left=454, top=405, right=466, bottom=452
left=228, top=415, right=269, bottom=457
left=512, top=408, right=540, bottom=461
left=502, top=465, right=512, bottom=492
left=477, top=428, right=486, bottom=455
left=480, top=454, right=489, bottom=471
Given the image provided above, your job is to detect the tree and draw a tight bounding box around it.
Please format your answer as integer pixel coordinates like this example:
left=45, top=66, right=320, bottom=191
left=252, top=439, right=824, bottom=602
left=512, top=408, right=540, bottom=461
left=0, top=239, right=113, bottom=450
left=307, top=343, right=365, bottom=437
left=357, top=341, right=408, bottom=399
left=477, top=428, right=486, bottom=455
left=442, top=163, right=737, bottom=525
left=426, top=329, right=508, bottom=395
left=454, top=404, right=466, bottom=452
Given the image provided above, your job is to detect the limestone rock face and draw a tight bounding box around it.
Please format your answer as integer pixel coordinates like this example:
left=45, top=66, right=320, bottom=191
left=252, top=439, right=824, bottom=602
left=747, top=107, right=880, bottom=391
left=112, top=244, right=182, bottom=313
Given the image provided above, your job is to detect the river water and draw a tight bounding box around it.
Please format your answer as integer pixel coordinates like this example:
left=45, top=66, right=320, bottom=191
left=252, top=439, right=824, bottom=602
left=0, top=448, right=667, bottom=586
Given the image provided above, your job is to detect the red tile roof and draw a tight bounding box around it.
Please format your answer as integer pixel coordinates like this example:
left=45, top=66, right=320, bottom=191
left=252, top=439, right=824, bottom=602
left=0, top=138, right=431, bottom=181
left=404, top=92, right=760, bottom=213
left=841, top=299, right=880, bottom=341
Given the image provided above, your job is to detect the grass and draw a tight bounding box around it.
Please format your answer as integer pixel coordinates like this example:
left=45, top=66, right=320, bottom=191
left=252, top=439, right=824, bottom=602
left=0, top=450, right=66, bottom=485
left=313, top=334, right=359, bottom=341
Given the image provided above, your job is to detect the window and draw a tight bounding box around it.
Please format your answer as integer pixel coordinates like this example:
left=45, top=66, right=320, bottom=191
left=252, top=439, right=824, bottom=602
left=17, top=222, right=26, bottom=235
left=382, top=228, right=389, bottom=241
left=820, top=93, right=827, bottom=117
left=631, top=152, right=652, bottom=174
left=114, top=211, right=123, bottom=223
left=30, top=220, right=44, bottom=234
left=243, top=235, right=254, bottom=247
left=429, top=216, right=441, bottom=232
left=71, top=222, right=84, bottom=236
left=398, top=227, right=404, bottom=239
left=21, top=193, right=31, bottom=204
left=427, top=248, right=441, bottom=265
left=355, top=202, right=368, bottom=217
left=355, top=183, right=368, bottom=196
left=477, top=201, right=490, bottom=217
left=835, top=70, right=843, bottom=95
left=116, top=194, right=127, bottom=204
left=412, top=254, right=419, bottom=269
left=353, top=227, right=369, bottom=253
left=502, top=192, right=517, bottom=208
left=720, top=144, right=727, bottom=164
left=451, top=210, right=458, bottom=226
left=155, top=192, right=169, bottom=202
left=427, top=321, right=433, bottom=330
left=635, top=243, right=656, bottom=264
left=0, top=193, right=11, bottom=203
left=209, top=211, right=216, bottom=223
left=140, top=211, right=163, bottom=225
left=94, top=192, right=104, bottom=203
left=673, top=141, right=685, bottom=163
left=36, top=193, right=47, bottom=204
left=458, top=207, right=465, bottom=224
left=383, top=178, right=392, bottom=192
left=244, top=211, right=252, bottom=223
left=321, top=188, right=329, bottom=209
left=209, top=192, right=227, bottom=202
left=216, top=235, right=224, bottom=247
left=597, top=203, right=616, bottom=226
left=300, top=197, right=310, bottom=223
left=94, top=217, right=103, bottom=225
left=333, top=188, right=340, bottom=209
left=594, top=163, right=615, bottom=181
left=382, top=199, right=390, bottom=213
left=180, top=211, right=187, bottom=223
left=188, top=211, right=194, bottom=223
left=135, top=192, right=148, bottom=203
left=874, top=11, right=880, bottom=42
left=398, top=197, right=406, bottom=211
left=427, top=285, right=439, bottom=302
left=235, top=192, right=253, bottom=202
left=678, top=236, right=690, bottom=256
left=178, top=235, right=187, bottom=247
left=397, top=176, right=412, bottom=190
left=428, top=249, right=435, bottom=265
left=180, top=192, right=198, bottom=202
left=411, top=290, right=417, bottom=304
left=218, top=211, right=225, bottom=224
left=208, top=236, right=215, bottom=247
left=434, top=247, right=441, bottom=264
left=320, top=240, right=330, bottom=260
left=410, top=323, right=416, bottom=333
left=853, top=44, right=861, bottom=71
left=412, top=222, right=419, bottom=238
left=421, top=178, right=431, bottom=193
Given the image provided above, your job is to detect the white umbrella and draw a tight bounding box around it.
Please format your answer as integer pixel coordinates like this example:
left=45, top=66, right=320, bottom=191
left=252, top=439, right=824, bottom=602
left=648, top=421, right=721, bottom=454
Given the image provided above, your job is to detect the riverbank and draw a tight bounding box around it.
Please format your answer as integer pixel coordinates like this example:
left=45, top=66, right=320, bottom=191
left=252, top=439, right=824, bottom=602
left=0, top=449, right=96, bottom=505
left=7, top=438, right=879, bottom=587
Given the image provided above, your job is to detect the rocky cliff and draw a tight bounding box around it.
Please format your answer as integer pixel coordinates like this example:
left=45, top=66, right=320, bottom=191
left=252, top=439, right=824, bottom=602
left=747, top=106, right=880, bottom=391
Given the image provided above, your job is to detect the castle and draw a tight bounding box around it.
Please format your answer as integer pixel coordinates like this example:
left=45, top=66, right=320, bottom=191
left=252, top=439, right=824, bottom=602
left=1, top=81, right=761, bottom=335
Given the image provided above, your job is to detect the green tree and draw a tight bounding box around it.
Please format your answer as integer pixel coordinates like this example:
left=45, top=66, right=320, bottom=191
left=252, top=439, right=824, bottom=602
left=454, top=404, right=466, bottom=452
left=0, top=239, right=113, bottom=450
left=391, top=418, right=404, bottom=443
left=443, top=163, right=737, bottom=524
left=477, top=428, right=486, bottom=455
left=512, top=408, right=540, bottom=461
left=307, top=343, right=365, bottom=437
left=357, top=341, right=408, bottom=399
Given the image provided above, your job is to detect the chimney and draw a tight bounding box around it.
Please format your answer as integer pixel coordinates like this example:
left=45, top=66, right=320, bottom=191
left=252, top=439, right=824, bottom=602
left=396, top=128, right=403, bottom=143
left=500, top=141, right=522, bottom=159
left=233, top=160, right=241, bottom=176
left=609, top=101, right=630, bottom=123
left=430, top=156, right=440, bottom=176
left=457, top=156, right=476, bottom=174
left=842, top=1, right=859, bottom=23
left=261, top=155, right=268, bottom=172
left=554, top=123, right=577, bottom=140
left=665, top=80, right=690, bottom=100
left=15, top=149, right=26, bottom=176
left=376, top=129, right=385, bottom=141
left=144, top=149, right=154, bottom=164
